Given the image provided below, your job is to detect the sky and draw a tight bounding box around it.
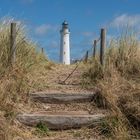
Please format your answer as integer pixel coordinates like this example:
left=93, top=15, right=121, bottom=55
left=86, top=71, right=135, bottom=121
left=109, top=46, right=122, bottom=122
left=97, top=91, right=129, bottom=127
left=0, top=0, right=140, bottom=62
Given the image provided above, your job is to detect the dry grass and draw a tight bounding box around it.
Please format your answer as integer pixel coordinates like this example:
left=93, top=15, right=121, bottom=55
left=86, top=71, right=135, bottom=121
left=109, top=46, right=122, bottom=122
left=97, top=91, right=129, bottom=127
left=82, top=31, right=140, bottom=139
left=0, top=18, right=140, bottom=140
left=0, top=18, right=53, bottom=139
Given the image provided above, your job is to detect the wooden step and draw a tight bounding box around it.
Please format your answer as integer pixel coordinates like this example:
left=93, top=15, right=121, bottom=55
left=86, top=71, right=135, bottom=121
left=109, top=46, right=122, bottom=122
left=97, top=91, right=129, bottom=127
left=30, top=92, right=95, bottom=104
left=17, top=111, right=106, bottom=130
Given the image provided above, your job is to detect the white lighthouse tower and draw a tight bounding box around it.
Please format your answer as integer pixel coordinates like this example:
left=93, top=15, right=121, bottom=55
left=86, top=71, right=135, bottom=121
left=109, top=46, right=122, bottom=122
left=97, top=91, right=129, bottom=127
left=60, top=21, right=70, bottom=65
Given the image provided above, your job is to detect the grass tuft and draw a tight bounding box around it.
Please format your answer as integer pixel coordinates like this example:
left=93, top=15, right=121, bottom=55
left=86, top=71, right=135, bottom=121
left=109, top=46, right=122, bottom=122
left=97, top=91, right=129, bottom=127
left=35, top=122, right=50, bottom=137
left=0, top=18, right=52, bottom=139
left=82, top=30, right=140, bottom=139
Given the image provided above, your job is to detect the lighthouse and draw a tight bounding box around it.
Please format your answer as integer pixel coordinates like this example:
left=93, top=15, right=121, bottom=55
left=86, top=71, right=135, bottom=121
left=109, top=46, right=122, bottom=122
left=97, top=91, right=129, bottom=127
left=60, top=21, right=70, bottom=65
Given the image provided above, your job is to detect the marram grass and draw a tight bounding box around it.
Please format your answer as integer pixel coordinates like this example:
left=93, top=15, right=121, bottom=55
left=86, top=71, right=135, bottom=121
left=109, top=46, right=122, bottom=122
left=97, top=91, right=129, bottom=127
left=0, top=18, right=52, bottom=140
left=83, top=30, right=140, bottom=139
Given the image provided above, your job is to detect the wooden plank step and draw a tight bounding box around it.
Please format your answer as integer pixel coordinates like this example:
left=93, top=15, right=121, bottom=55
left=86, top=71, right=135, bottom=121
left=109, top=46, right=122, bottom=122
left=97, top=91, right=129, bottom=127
left=17, top=111, right=106, bottom=130
left=30, top=92, right=95, bottom=104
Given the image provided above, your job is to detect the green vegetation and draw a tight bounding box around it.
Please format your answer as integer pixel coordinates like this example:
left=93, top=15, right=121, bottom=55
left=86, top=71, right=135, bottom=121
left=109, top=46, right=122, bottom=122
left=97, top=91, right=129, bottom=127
left=35, top=122, right=50, bottom=137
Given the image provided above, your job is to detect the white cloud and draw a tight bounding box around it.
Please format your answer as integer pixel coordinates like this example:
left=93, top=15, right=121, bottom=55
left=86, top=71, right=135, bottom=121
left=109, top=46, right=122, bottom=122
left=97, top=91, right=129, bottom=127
left=82, top=32, right=93, bottom=37
left=35, top=24, right=52, bottom=36
left=35, top=24, right=59, bottom=36
left=111, top=14, right=140, bottom=28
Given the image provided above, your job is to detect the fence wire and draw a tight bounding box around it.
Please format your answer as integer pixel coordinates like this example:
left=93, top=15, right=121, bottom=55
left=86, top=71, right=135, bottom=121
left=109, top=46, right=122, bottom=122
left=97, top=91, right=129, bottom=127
left=60, top=37, right=101, bottom=84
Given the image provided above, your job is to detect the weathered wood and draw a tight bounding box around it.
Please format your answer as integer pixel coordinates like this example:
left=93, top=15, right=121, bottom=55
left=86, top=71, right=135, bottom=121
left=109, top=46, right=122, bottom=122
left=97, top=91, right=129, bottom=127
left=100, top=28, right=106, bottom=65
left=30, top=92, right=95, bottom=104
left=84, top=51, right=88, bottom=63
left=41, top=48, right=44, bottom=54
left=17, top=111, right=106, bottom=130
left=93, top=40, right=97, bottom=58
left=10, top=22, right=16, bottom=64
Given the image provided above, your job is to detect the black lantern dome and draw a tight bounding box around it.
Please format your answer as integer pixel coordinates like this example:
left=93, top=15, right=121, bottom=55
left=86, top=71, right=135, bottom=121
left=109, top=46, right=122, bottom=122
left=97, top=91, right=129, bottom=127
left=62, top=20, right=68, bottom=29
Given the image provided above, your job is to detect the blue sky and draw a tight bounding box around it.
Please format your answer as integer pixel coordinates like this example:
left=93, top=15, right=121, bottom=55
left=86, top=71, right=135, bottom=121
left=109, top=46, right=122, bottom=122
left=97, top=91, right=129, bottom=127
left=0, top=0, right=140, bottom=61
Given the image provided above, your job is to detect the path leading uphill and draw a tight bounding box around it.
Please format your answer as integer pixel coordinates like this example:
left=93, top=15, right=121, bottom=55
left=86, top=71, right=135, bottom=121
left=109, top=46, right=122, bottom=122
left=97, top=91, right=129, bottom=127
left=45, top=64, right=89, bottom=92
left=16, top=64, right=109, bottom=140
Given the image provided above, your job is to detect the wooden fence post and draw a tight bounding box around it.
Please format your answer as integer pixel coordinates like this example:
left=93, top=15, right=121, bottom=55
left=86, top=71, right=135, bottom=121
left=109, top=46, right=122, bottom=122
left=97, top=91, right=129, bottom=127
left=41, top=48, right=44, bottom=54
left=84, top=51, right=88, bottom=63
left=93, top=40, right=97, bottom=58
left=100, top=28, right=106, bottom=65
left=10, top=22, right=16, bottom=64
